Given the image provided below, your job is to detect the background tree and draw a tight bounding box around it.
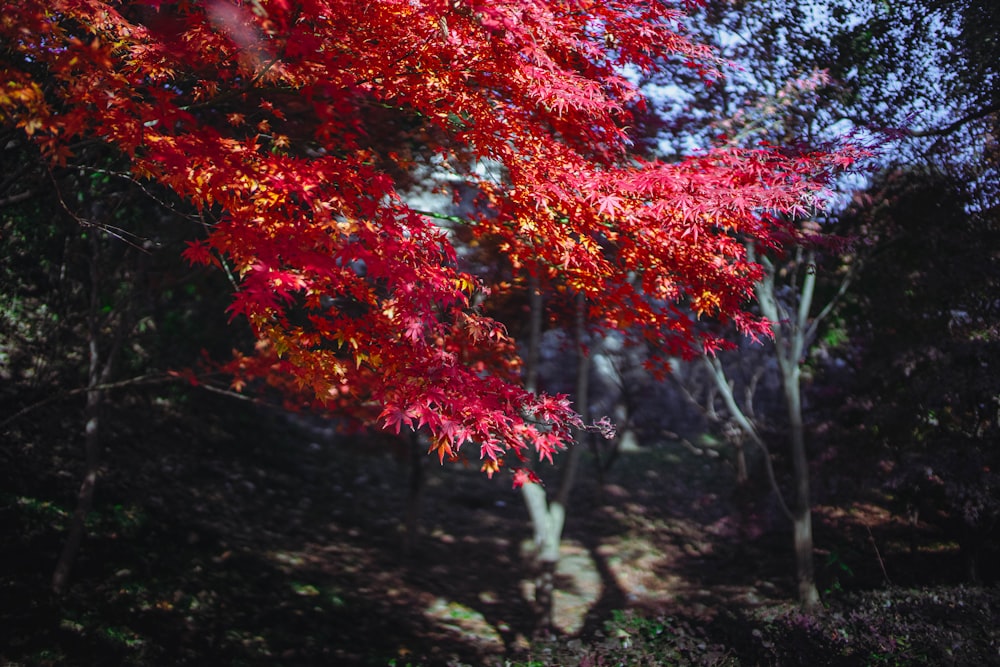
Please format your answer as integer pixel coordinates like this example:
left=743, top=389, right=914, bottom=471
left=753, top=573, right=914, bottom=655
left=648, top=31, right=864, bottom=604
left=606, top=0, right=998, bottom=608
left=0, top=134, right=234, bottom=592
left=836, top=167, right=1000, bottom=582
left=663, top=0, right=998, bottom=203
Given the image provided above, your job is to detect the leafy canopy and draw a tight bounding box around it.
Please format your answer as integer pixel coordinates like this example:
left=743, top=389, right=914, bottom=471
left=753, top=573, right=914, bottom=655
left=0, top=0, right=861, bottom=481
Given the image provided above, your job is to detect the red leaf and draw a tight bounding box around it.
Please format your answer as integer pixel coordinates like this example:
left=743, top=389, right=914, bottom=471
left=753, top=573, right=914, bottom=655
left=511, top=468, right=542, bottom=489
left=2, top=0, right=860, bottom=481
left=181, top=240, right=214, bottom=266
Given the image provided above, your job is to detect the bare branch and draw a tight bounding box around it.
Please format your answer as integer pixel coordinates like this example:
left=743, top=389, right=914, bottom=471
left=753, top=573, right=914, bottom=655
left=0, top=190, right=36, bottom=208
left=908, top=103, right=1000, bottom=138
left=805, top=262, right=856, bottom=344
left=0, top=374, right=175, bottom=429
left=704, top=355, right=794, bottom=522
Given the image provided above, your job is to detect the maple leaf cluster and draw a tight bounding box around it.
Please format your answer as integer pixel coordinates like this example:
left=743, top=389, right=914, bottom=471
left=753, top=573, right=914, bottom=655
left=0, top=0, right=864, bottom=482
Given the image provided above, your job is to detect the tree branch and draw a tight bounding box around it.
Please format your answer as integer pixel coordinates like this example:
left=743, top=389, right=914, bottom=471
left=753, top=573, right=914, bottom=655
left=704, top=355, right=794, bottom=522
left=908, top=103, right=1000, bottom=138
left=1, top=373, right=176, bottom=429
left=805, top=263, right=855, bottom=344
left=0, top=190, right=36, bottom=208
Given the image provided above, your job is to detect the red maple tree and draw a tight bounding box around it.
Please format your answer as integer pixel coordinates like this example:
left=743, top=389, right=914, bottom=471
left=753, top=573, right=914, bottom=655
left=0, top=0, right=862, bottom=482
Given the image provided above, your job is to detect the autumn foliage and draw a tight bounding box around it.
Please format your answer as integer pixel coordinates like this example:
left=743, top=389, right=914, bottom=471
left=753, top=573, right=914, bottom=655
left=0, top=0, right=861, bottom=481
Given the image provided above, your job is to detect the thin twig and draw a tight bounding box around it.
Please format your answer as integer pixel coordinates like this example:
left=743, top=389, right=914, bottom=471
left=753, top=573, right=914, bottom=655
left=0, top=190, right=36, bottom=208
left=1, top=374, right=175, bottom=429
left=75, top=165, right=203, bottom=226
left=46, top=168, right=151, bottom=252
left=194, top=381, right=269, bottom=404
left=866, top=524, right=891, bottom=586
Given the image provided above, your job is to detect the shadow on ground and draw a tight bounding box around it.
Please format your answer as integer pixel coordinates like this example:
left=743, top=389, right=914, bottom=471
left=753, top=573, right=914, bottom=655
left=2, top=394, right=997, bottom=666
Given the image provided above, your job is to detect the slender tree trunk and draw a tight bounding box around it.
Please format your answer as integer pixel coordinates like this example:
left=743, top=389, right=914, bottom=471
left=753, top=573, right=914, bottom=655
left=519, top=287, right=590, bottom=632
left=783, top=363, right=819, bottom=606
left=519, top=273, right=551, bottom=619
left=51, top=230, right=130, bottom=594
left=732, top=434, right=749, bottom=486
left=754, top=247, right=820, bottom=607
left=52, top=234, right=105, bottom=594
left=402, top=429, right=425, bottom=555
left=51, top=344, right=103, bottom=594
left=701, top=240, right=851, bottom=607
left=734, top=370, right=763, bottom=486
left=784, top=253, right=820, bottom=607
left=520, top=482, right=562, bottom=631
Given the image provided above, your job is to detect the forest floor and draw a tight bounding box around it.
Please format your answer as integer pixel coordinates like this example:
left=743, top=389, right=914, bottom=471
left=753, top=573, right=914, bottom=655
left=2, top=392, right=998, bottom=666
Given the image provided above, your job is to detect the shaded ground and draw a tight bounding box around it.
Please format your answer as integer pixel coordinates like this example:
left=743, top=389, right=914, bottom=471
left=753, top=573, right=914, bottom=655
left=2, top=392, right=998, bottom=665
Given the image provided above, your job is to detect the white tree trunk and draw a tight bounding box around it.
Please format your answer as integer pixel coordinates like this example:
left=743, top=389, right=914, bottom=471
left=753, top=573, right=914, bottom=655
left=754, top=247, right=821, bottom=607
left=519, top=288, right=589, bottom=631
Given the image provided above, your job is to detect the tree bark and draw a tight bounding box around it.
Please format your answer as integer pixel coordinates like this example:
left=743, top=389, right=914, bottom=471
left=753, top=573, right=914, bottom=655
left=51, top=230, right=129, bottom=594
left=754, top=247, right=820, bottom=607
left=52, top=233, right=105, bottom=594
left=51, top=350, right=103, bottom=594
left=703, top=355, right=793, bottom=523
left=519, top=288, right=590, bottom=632
left=402, top=429, right=425, bottom=556
left=783, top=361, right=820, bottom=607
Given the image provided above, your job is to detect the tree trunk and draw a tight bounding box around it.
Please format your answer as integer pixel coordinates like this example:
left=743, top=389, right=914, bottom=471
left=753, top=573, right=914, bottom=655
left=51, top=230, right=130, bottom=594
left=784, top=364, right=819, bottom=607
left=51, top=355, right=103, bottom=594
left=402, top=429, right=425, bottom=555
left=703, top=355, right=793, bottom=523
left=754, top=247, right=821, bottom=607
left=519, top=288, right=589, bottom=633
left=733, top=436, right=748, bottom=486
left=52, top=233, right=106, bottom=594
left=520, top=481, right=564, bottom=631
